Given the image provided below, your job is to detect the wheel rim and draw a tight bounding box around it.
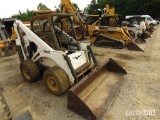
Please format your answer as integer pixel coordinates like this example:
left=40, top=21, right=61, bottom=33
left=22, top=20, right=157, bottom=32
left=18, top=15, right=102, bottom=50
left=21, top=65, right=30, bottom=80
left=45, top=73, right=58, bottom=92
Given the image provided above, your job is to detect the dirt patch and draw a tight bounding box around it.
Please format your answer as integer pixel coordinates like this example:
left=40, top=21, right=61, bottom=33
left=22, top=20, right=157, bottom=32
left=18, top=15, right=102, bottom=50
left=115, top=53, right=135, bottom=60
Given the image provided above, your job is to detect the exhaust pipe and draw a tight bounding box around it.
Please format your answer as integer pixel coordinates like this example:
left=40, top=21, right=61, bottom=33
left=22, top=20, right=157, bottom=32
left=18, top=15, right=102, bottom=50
left=68, top=58, right=127, bottom=120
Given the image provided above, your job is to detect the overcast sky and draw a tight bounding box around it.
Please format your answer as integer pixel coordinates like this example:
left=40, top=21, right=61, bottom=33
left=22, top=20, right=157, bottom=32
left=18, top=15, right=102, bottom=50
left=0, top=0, right=92, bottom=18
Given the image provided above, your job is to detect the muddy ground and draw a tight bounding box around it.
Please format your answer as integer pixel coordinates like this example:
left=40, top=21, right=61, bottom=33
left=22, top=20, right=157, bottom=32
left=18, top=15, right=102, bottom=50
left=0, top=25, right=160, bottom=120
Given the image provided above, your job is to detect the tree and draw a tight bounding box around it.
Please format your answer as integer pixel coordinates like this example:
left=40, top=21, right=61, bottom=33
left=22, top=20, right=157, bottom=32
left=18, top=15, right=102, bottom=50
left=11, top=9, right=34, bottom=21
left=87, top=0, right=100, bottom=14
left=55, top=3, right=62, bottom=13
left=11, top=3, right=50, bottom=21
left=73, top=3, right=81, bottom=12
left=37, top=3, right=50, bottom=10
left=86, top=0, right=160, bottom=18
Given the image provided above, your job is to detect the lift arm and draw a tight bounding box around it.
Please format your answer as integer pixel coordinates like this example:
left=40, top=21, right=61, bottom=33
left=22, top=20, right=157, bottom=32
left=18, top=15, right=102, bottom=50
left=61, top=0, right=84, bottom=23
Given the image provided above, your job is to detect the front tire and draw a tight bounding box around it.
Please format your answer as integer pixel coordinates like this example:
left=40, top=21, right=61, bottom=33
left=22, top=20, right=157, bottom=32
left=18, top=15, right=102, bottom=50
left=20, top=60, right=40, bottom=82
left=43, top=66, right=69, bottom=96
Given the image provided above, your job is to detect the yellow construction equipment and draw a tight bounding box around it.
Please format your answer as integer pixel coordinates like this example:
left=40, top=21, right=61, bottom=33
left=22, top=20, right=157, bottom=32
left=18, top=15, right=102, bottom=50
left=61, top=1, right=143, bottom=51
left=32, top=10, right=57, bottom=15
left=84, top=14, right=99, bottom=25
left=61, top=0, right=87, bottom=40
left=0, top=18, right=17, bottom=57
left=86, top=5, right=143, bottom=51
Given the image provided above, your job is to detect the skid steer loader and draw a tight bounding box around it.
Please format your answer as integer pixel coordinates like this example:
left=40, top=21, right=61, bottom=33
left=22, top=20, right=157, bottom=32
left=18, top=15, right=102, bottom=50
left=61, top=0, right=86, bottom=40
left=0, top=19, right=17, bottom=57
left=123, top=16, right=152, bottom=41
left=88, top=15, right=144, bottom=51
left=13, top=13, right=127, bottom=120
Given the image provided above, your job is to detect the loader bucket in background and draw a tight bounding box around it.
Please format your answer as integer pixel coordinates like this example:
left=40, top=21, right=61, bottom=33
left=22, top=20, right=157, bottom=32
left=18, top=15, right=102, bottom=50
left=141, top=32, right=151, bottom=39
left=147, top=29, right=153, bottom=34
left=146, top=30, right=153, bottom=35
left=136, top=36, right=146, bottom=43
left=145, top=32, right=151, bottom=38
left=149, top=27, right=156, bottom=31
left=68, top=58, right=127, bottom=120
left=3, top=47, right=17, bottom=57
left=127, top=42, right=144, bottom=52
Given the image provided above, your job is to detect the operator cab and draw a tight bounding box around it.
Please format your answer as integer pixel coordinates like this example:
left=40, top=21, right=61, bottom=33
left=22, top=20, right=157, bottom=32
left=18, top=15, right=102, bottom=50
left=100, top=16, right=119, bottom=27
left=30, top=13, right=79, bottom=52
left=1, top=18, right=17, bottom=37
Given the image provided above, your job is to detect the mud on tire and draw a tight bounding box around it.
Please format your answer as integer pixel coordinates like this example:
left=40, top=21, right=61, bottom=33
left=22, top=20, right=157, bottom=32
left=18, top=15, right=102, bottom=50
left=20, top=60, right=40, bottom=82
left=43, top=66, right=70, bottom=96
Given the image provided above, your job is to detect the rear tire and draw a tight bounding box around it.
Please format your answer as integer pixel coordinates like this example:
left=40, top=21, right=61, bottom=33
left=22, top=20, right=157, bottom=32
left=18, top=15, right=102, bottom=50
left=20, top=60, right=40, bottom=82
left=43, top=66, right=69, bottom=96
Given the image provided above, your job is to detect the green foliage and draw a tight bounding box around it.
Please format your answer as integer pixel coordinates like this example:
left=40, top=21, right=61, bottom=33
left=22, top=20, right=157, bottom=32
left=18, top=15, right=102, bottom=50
left=86, top=0, right=160, bottom=18
left=11, top=3, right=50, bottom=21
left=10, top=1, right=81, bottom=21
left=10, top=1, right=160, bottom=21
left=37, top=3, right=50, bottom=10
left=86, top=0, right=100, bottom=15
left=11, top=9, right=34, bottom=21
left=73, top=3, right=81, bottom=12
left=55, top=3, right=62, bottom=13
